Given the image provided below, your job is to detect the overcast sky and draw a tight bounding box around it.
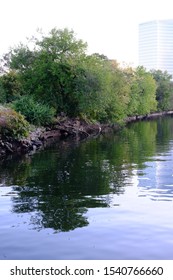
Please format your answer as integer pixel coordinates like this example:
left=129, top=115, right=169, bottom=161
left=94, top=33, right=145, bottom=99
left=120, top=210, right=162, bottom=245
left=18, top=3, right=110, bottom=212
left=1, top=0, right=173, bottom=66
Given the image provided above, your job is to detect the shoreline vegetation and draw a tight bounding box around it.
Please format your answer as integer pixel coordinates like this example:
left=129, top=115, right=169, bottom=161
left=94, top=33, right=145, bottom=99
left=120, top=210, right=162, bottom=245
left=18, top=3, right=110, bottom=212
left=1, top=28, right=173, bottom=158
left=1, top=110, right=173, bottom=159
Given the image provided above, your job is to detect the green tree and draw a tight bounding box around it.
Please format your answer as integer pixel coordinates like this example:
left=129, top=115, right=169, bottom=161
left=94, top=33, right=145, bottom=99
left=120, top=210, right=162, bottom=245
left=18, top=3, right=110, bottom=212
left=0, top=28, right=160, bottom=124
left=75, top=54, right=111, bottom=121
left=107, top=61, right=131, bottom=122
left=128, top=67, right=157, bottom=115
left=150, top=69, right=173, bottom=111
left=76, top=57, right=131, bottom=123
left=4, top=28, right=87, bottom=115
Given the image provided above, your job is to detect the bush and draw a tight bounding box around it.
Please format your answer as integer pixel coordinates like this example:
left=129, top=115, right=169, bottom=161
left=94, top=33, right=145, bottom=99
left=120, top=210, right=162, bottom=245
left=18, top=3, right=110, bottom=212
left=0, top=71, right=22, bottom=103
left=0, top=105, right=29, bottom=139
left=0, top=80, right=6, bottom=103
left=12, top=96, right=56, bottom=126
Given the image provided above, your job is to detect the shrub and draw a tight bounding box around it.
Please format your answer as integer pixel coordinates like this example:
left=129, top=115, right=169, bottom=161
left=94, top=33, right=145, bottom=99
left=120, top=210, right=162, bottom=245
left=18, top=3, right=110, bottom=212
left=0, top=80, right=6, bottom=103
left=12, top=96, right=56, bottom=126
left=0, top=71, right=22, bottom=103
left=0, top=105, right=29, bottom=139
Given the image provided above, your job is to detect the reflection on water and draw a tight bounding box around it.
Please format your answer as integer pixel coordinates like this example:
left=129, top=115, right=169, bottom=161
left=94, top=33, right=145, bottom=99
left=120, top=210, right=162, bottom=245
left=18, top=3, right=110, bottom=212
left=0, top=116, right=173, bottom=259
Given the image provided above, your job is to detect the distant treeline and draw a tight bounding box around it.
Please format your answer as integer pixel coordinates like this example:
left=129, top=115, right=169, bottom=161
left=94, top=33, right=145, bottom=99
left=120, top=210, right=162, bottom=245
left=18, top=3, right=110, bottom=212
left=0, top=28, right=173, bottom=127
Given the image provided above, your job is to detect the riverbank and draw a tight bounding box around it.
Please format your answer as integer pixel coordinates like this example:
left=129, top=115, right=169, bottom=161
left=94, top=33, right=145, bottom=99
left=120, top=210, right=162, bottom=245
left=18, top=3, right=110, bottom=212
left=1, top=111, right=173, bottom=159
left=0, top=116, right=115, bottom=159
left=125, top=110, right=173, bottom=123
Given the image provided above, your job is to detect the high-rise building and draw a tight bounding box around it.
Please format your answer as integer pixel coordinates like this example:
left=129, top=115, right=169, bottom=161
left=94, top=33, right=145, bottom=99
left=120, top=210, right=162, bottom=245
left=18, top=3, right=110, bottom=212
left=138, top=19, right=173, bottom=77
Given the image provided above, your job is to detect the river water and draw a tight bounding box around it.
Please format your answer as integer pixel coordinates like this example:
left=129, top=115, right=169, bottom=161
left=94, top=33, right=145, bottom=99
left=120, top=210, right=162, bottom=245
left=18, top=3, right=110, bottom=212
left=0, top=116, right=173, bottom=260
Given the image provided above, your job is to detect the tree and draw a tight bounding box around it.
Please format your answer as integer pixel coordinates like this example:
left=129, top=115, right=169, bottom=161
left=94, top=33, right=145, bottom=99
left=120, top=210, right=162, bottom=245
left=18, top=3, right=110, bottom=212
left=128, top=67, right=157, bottom=115
left=150, top=69, right=173, bottom=111
left=103, top=61, right=131, bottom=122
left=0, top=28, right=161, bottom=124
left=3, top=28, right=87, bottom=115
left=74, top=54, right=111, bottom=121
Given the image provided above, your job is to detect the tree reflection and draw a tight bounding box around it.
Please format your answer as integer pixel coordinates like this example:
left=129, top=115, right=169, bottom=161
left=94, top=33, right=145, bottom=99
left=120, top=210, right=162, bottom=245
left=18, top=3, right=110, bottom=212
left=1, top=116, right=173, bottom=232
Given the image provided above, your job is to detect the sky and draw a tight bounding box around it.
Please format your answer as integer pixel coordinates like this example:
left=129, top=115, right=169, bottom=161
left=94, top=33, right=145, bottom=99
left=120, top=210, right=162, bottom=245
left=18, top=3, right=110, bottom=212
left=0, top=0, right=173, bottom=66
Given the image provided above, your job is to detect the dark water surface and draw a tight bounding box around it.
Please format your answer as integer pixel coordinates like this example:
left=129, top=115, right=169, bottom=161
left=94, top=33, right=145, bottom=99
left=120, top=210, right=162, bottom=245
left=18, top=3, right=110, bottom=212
left=1, top=117, right=173, bottom=260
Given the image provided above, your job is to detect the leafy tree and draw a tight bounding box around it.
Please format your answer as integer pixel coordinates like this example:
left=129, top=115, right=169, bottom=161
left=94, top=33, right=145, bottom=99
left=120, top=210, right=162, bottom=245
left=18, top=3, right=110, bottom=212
left=9, top=44, right=36, bottom=72
left=3, top=28, right=87, bottom=115
left=75, top=54, right=111, bottom=121
left=150, top=69, right=173, bottom=111
left=36, top=28, right=87, bottom=60
left=76, top=57, right=131, bottom=123
left=106, top=61, right=131, bottom=122
left=128, top=67, right=157, bottom=115
left=0, top=28, right=162, bottom=125
left=123, top=67, right=140, bottom=116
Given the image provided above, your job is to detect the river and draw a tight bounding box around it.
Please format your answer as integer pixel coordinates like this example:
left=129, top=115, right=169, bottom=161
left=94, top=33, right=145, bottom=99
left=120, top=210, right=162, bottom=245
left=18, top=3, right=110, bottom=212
left=0, top=116, right=173, bottom=259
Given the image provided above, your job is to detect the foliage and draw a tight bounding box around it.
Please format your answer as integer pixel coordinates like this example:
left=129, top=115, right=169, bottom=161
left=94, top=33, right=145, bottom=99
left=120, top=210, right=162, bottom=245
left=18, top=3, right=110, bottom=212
left=5, top=28, right=87, bottom=115
left=75, top=54, right=111, bottom=121
left=0, top=79, right=6, bottom=103
left=0, top=71, right=22, bottom=103
left=75, top=57, right=130, bottom=123
left=135, top=67, right=157, bottom=115
left=0, top=105, right=29, bottom=138
left=150, top=69, right=173, bottom=111
left=127, top=66, right=157, bottom=115
left=11, top=96, right=56, bottom=126
left=0, top=27, right=170, bottom=126
left=104, top=61, right=130, bottom=122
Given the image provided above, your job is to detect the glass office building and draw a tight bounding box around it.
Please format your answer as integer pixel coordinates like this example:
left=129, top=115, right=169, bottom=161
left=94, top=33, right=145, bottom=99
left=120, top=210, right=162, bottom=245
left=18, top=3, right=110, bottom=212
left=139, top=20, right=173, bottom=77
